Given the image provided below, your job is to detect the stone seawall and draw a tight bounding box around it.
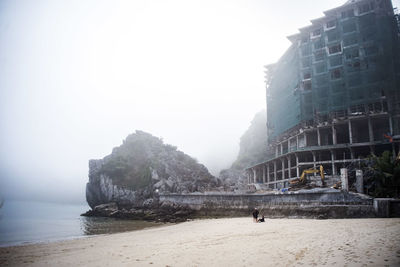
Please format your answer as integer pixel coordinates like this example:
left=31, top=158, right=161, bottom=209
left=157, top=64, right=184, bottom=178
left=159, top=189, right=376, bottom=218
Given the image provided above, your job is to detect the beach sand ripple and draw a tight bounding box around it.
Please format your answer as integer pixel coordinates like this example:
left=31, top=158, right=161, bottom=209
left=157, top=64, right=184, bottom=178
left=1, top=218, right=399, bottom=266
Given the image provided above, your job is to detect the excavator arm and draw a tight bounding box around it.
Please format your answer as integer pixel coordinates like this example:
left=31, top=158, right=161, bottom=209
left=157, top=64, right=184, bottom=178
left=299, top=169, right=320, bottom=182
left=319, top=165, right=325, bottom=181
left=292, top=165, right=325, bottom=185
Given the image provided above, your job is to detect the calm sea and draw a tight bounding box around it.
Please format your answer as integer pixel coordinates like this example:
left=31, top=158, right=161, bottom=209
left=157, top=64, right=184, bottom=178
left=0, top=200, right=160, bottom=247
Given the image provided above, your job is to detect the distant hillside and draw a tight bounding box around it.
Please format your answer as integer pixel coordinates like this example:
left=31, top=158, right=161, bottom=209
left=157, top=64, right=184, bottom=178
left=232, top=110, right=268, bottom=169
left=220, top=110, right=268, bottom=188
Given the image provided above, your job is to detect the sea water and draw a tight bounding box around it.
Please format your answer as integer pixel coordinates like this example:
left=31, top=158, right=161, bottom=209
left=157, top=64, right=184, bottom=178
left=0, top=200, right=160, bottom=247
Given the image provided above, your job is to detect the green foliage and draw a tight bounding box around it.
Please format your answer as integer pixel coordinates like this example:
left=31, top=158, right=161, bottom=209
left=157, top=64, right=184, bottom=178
left=99, top=131, right=162, bottom=190
left=102, top=155, right=130, bottom=178
left=126, top=165, right=152, bottom=189
left=365, top=151, right=400, bottom=198
left=102, top=154, right=152, bottom=190
left=98, top=130, right=213, bottom=190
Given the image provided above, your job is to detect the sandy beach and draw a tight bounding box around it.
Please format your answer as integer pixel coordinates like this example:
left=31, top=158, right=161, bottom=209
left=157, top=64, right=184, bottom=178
left=1, top=217, right=399, bottom=266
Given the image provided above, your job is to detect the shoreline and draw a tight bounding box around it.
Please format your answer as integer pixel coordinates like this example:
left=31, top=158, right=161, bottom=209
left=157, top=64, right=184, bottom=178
left=0, top=220, right=173, bottom=249
left=1, top=217, right=399, bottom=266
left=0, top=235, right=89, bottom=249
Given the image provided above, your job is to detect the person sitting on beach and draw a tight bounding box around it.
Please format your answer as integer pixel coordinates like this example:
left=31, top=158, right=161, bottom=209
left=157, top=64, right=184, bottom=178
left=258, top=215, right=265, bottom=223
left=252, top=208, right=259, bottom=222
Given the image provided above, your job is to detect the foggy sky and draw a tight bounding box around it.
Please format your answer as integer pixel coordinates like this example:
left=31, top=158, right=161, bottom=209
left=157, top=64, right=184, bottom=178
left=1, top=0, right=398, bottom=204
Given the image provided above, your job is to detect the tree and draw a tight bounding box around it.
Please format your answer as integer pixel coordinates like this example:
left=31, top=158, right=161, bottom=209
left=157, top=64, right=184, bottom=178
left=365, top=151, right=400, bottom=198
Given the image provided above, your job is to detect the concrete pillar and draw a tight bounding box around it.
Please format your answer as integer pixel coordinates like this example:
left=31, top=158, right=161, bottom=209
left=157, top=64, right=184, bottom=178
left=312, top=152, right=317, bottom=169
left=355, top=169, right=363, bottom=193
left=248, top=171, right=250, bottom=184
left=304, top=133, right=307, bottom=147
left=295, top=154, right=300, bottom=178
left=348, top=119, right=353, bottom=144
left=296, top=135, right=299, bottom=150
left=389, top=116, right=393, bottom=134
left=287, top=156, right=291, bottom=178
left=331, top=150, right=336, bottom=176
left=253, top=168, right=257, bottom=183
left=317, top=128, right=321, bottom=146
left=368, top=117, right=374, bottom=142
left=273, top=161, right=277, bottom=182
left=332, top=124, right=337, bottom=145
left=281, top=159, right=285, bottom=180
left=280, top=143, right=283, bottom=155
left=267, top=164, right=270, bottom=183
left=262, top=165, right=266, bottom=184
left=340, top=168, right=349, bottom=191
left=350, top=148, right=355, bottom=159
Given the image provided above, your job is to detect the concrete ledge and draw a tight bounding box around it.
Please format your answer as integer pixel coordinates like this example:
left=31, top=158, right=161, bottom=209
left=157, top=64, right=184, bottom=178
left=374, top=198, right=400, bottom=218
left=160, top=189, right=376, bottom=218
left=160, top=190, right=373, bottom=208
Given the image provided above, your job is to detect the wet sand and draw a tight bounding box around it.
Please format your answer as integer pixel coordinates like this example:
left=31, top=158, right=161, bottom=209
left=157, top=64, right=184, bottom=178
left=1, top=217, right=399, bottom=266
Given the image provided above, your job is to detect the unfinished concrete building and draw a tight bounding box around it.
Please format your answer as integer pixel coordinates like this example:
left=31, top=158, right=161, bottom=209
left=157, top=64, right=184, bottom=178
left=247, top=0, right=400, bottom=189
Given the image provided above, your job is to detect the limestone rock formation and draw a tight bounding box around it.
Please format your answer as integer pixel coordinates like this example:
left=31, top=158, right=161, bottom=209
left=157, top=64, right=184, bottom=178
left=81, top=201, right=195, bottom=223
left=86, top=130, right=220, bottom=209
left=219, top=110, right=268, bottom=190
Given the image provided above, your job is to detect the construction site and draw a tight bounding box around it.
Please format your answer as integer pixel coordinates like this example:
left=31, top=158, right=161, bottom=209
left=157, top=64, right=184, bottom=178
left=247, top=0, right=400, bottom=191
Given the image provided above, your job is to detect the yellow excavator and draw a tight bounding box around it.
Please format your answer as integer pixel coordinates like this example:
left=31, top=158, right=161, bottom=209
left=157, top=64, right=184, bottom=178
left=290, top=165, right=325, bottom=186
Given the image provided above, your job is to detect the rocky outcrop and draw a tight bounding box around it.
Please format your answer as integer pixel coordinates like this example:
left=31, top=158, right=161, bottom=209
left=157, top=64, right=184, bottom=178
left=231, top=110, right=268, bottom=170
left=85, top=130, right=220, bottom=210
left=81, top=201, right=195, bottom=223
left=86, top=161, right=143, bottom=209
left=218, top=168, right=248, bottom=191
left=219, top=110, right=268, bottom=190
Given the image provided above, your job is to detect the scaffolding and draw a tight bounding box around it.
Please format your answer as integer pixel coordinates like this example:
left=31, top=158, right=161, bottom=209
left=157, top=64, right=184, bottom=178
left=256, top=0, right=400, bottom=188
left=266, top=0, right=400, bottom=146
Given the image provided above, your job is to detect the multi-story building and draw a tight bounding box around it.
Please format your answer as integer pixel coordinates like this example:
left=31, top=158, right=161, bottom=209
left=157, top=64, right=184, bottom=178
left=247, top=0, right=400, bottom=189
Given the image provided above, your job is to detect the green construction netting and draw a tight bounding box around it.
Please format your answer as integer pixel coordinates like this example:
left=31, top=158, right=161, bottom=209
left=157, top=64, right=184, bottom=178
left=267, top=11, right=400, bottom=139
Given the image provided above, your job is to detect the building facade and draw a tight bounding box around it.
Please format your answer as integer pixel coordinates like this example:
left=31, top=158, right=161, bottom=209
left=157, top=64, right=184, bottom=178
left=247, top=0, right=400, bottom=189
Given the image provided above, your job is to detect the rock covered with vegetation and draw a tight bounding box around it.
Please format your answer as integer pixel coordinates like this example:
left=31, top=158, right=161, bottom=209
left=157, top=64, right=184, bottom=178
left=85, top=131, right=220, bottom=211
left=219, top=110, right=269, bottom=190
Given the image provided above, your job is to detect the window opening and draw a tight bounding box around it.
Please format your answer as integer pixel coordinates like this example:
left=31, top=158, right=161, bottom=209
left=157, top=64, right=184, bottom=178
left=341, top=9, right=355, bottom=19
left=311, top=28, right=322, bottom=38
left=329, top=44, right=342, bottom=54
left=326, top=20, right=336, bottom=29
left=331, top=68, right=342, bottom=79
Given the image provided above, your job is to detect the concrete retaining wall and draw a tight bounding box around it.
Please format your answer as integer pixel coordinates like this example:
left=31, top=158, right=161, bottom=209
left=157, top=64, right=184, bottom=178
left=160, top=189, right=376, bottom=218
left=374, top=198, right=400, bottom=217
